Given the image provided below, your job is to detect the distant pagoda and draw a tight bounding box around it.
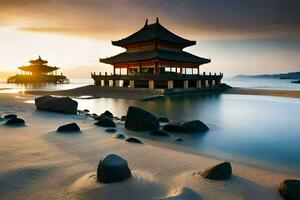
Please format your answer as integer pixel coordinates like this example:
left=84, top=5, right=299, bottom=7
left=8, top=56, right=69, bottom=84
left=92, top=18, right=223, bottom=89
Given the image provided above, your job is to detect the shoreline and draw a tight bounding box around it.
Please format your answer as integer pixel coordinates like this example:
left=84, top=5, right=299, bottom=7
left=19, top=84, right=300, bottom=99
left=0, top=93, right=299, bottom=199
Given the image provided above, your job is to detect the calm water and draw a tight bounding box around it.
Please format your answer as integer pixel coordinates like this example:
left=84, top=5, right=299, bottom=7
left=76, top=94, right=300, bottom=175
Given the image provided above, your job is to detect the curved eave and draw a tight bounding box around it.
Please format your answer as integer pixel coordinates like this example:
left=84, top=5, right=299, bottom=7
left=112, top=39, right=196, bottom=48
left=18, top=65, right=59, bottom=73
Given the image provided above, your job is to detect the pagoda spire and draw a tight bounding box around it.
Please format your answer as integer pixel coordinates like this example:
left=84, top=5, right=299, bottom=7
left=144, top=19, right=148, bottom=26
left=156, top=17, right=159, bottom=24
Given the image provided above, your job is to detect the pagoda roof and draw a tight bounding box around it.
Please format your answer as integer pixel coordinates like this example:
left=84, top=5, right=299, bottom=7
left=112, top=18, right=196, bottom=48
left=19, top=65, right=59, bottom=73
left=29, top=56, right=48, bottom=65
left=100, top=49, right=210, bottom=65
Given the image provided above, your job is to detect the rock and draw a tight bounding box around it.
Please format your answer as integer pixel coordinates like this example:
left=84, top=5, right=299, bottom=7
left=97, top=154, right=131, bottom=183
left=92, top=113, right=98, bottom=117
left=4, top=114, right=17, bottom=119
left=113, top=116, right=120, bottom=120
left=174, top=138, right=184, bottom=142
left=35, top=95, right=78, bottom=114
left=105, top=128, right=117, bottom=133
left=120, top=116, right=127, bottom=121
left=100, top=110, right=113, bottom=119
left=163, top=120, right=209, bottom=133
left=125, top=106, right=159, bottom=131
left=150, top=130, right=170, bottom=137
left=57, top=123, right=80, bottom=133
left=94, top=117, right=116, bottom=127
left=126, top=137, right=143, bottom=144
left=114, top=133, right=125, bottom=139
left=158, top=116, right=169, bottom=123
left=279, top=179, right=300, bottom=200
left=94, top=115, right=105, bottom=121
left=83, top=109, right=89, bottom=112
left=201, top=162, right=232, bottom=180
left=4, top=118, right=25, bottom=126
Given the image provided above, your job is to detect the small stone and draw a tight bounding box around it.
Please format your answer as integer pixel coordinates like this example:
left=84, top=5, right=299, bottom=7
left=4, top=118, right=25, bottom=126
left=120, top=116, right=127, bottom=121
left=94, top=117, right=116, bottom=127
left=4, top=114, right=17, bottom=119
left=57, top=123, right=80, bottom=132
left=150, top=130, right=170, bottom=137
left=105, top=128, right=117, bottom=133
left=97, top=154, right=131, bottom=183
left=114, top=133, right=126, bottom=139
left=279, top=179, right=300, bottom=200
left=83, top=109, right=89, bottom=112
left=126, top=137, right=143, bottom=144
left=158, top=116, right=169, bottom=123
left=201, top=162, right=232, bottom=180
left=174, top=138, right=184, bottom=142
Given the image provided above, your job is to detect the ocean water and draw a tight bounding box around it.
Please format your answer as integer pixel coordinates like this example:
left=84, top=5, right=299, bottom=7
left=74, top=93, right=300, bottom=175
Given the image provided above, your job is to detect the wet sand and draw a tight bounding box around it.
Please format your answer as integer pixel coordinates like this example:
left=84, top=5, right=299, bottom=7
left=225, top=87, right=300, bottom=98
left=0, top=93, right=299, bottom=200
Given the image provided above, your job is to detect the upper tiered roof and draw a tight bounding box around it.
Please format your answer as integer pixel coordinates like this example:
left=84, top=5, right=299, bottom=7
left=19, top=56, right=59, bottom=73
left=29, top=56, right=48, bottom=65
left=112, top=18, right=196, bottom=48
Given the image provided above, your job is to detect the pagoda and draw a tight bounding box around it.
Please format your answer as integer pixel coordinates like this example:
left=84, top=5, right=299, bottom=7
left=92, top=18, right=223, bottom=89
left=8, top=56, right=69, bottom=84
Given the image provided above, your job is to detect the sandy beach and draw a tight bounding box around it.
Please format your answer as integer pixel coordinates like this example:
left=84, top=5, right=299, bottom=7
left=0, top=92, right=299, bottom=200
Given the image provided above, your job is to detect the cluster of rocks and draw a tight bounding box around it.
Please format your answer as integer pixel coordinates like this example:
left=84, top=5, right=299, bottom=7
left=0, top=113, right=25, bottom=126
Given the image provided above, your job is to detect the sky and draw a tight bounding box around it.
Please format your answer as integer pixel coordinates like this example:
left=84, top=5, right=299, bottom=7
left=0, top=0, right=299, bottom=78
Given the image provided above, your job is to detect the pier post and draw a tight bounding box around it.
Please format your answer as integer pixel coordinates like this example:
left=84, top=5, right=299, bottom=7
left=129, top=80, right=135, bottom=88
left=149, top=80, right=154, bottom=90
left=196, top=80, right=202, bottom=88
left=183, top=80, right=189, bottom=89
left=167, top=80, right=173, bottom=89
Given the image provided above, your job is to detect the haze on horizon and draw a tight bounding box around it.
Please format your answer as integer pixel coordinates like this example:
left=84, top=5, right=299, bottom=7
left=0, top=0, right=299, bottom=78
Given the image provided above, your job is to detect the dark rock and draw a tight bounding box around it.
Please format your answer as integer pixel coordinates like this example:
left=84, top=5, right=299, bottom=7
left=279, top=179, right=300, bottom=200
left=150, top=130, right=170, bottom=137
left=94, top=117, right=116, bottom=127
left=92, top=113, right=98, bottom=117
left=100, top=110, right=113, bottom=119
left=125, top=106, right=159, bottom=131
left=201, top=162, right=232, bottom=180
left=126, top=137, right=143, bottom=144
left=83, top=109, right=89, bottom=112
left=158, top=116, right=169, bottom=123
left=94, top=115, right=105, bottom=121
left=114, top=133, right=125, bottom=139
left=120, top=116, right=127, bottom=121
left=105, top=128, right=117, bottom=133
left=57, top=123, right=80, bottom=133
left=35, top=95, right=78, bottom=114
left=4, top=114, right=17, bottom=119
left=174, top=138, right=184, bottom=142
left=4, top=118, right=25, bottom=126
left=113, top=117, right=120, bottom=120
left=97, top=154, right=131, bottom=183
left=163, top=120, right=209, bottom=133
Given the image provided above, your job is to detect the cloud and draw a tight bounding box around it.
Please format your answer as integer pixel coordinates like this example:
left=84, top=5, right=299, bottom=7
left=0, top=0, right=299, bottom=40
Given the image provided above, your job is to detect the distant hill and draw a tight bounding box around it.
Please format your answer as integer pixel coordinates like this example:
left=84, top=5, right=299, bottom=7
left=234, top=71, right=300, bottom=79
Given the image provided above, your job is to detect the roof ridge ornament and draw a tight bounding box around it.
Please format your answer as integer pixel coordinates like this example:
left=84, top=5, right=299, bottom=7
left=144, top=19, right=148, bottom=26
left=156, top=17, right=159, bottom=24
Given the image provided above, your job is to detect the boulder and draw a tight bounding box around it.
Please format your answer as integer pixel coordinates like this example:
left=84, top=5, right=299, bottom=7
left=125, top=106, right=159, bottom=131
left=4, top=118, right=25, bottom=126
left=4, top=114, right=17, bottom=119
left=94, top=115, right=105, bottom=121
left=105, top=128, right=117, bottom=133
left=158, top=116, right=169, bottom=123
left=120, top=116, right=127, bottom=121
left=57, top=123, right=80, bottom=133
left=100, top=110, right=113, bottom=119
left=97, top=154, right=131, bottom=183
left=201, top=162, right=232, bottom=180
left=126, top=137, right=143, bottom=144
left=114, top=133, right=126, bottom=139
left=150, top=130, right=170, bottom=137
left=279, top=179, right=300, bottom=200
left=163, top=120, right=209, bottom=133
left=35, top=96, right=78, bottom=114
left=94, top=117, right=116, bottom=127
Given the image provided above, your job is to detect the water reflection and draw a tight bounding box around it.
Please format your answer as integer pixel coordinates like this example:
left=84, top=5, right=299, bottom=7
left=76, top=94, right=300, bottom=175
